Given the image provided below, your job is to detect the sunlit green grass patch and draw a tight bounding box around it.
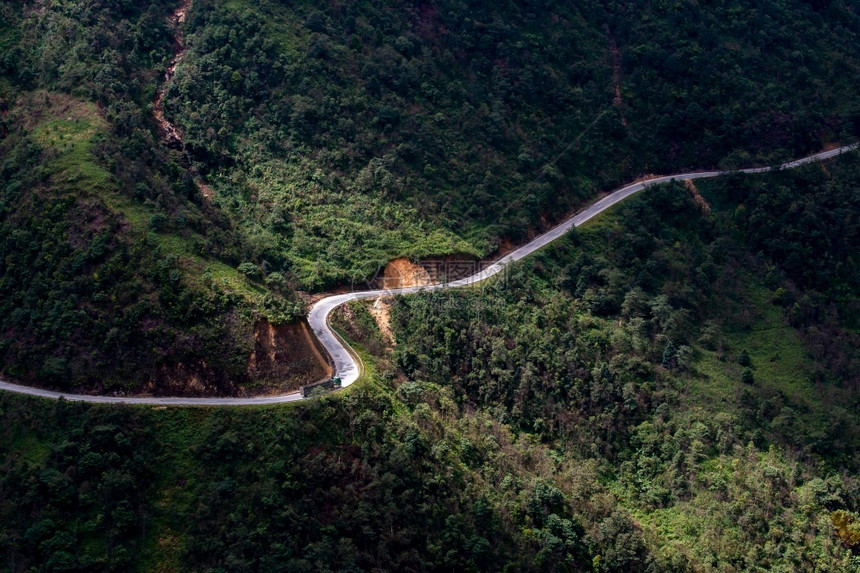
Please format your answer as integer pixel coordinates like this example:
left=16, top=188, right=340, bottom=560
left=32, top=105, right=112, bottom=193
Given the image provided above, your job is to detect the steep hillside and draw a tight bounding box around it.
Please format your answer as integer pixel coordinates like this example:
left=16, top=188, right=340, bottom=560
left=0, top=1, right=307, bottom=394
left=0, top=1, right=859, bottom=569
left=387, top=150, right=860, bottom=569
left=2, top=0, right=860, bottom=392
left=165, top=0, right=860, bottom=287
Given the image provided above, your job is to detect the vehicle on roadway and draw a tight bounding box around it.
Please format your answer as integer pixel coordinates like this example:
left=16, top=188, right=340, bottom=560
left=302, top=377, right=342, bottom=398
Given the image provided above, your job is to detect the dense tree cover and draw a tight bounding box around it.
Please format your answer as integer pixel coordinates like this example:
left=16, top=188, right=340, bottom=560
left=0, top=94, right=302, bottom=393
left=165, top=0, right=860, bottom=287
left=0, top=172, right=251, bottom=391
left=0, top=2, right=303, bottom=392
left=387, top=153, right=860, bottom=568
left=0, top=402, right=157, bottom=571
left=0, top=391, right=598, bottom=572
left=2, top=0, right=859, bottom=386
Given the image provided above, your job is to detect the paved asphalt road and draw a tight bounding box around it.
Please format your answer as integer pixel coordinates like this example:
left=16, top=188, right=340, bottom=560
left=1, top=143, right=856, bottom=406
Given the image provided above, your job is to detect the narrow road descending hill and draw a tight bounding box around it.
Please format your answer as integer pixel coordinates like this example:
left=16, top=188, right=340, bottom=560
left=0, top=144, right=856, bottom=406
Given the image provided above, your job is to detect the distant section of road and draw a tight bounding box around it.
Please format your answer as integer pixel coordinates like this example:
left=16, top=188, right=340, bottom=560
left=1, top=143, right=856, bottom=406
left=0, top=379, right=302, bottom=406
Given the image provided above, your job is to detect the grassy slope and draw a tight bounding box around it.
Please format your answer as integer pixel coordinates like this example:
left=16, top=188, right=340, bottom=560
left=0, top=94, right=257, bottom=388
left=26, top=93, right=270, bottom=307
left=593, top=169, right=858, bottom=566
left=614, top=168, right=859, bottom=567
left=622, top=281, right=854, bottom=568
left=579, top=201, right=857, bottom=455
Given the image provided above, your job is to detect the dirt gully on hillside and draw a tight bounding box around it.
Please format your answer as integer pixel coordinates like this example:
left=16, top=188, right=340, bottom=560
left=153, top=0, right=191, bottom=149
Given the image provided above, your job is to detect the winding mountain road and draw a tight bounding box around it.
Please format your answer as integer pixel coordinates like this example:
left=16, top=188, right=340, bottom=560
left=0, top=143, right=856, bottom=406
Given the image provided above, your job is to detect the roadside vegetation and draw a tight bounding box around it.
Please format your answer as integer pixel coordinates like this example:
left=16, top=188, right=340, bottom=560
left=2, top=153, right=859, bottom=571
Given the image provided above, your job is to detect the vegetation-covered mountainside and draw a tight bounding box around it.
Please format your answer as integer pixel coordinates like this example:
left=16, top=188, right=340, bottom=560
left=166, top=0, right=860, bottom=287
left=0, top=1, right=311, bottom=393
left=1, top=0, right=860, bottom=570
left=1, top=153, right=859, bottom=571
left=1, top=0, right=859, bottom=392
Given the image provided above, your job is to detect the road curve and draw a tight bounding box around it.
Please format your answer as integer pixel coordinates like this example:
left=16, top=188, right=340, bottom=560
left=1, top=143, right=856, bottom=406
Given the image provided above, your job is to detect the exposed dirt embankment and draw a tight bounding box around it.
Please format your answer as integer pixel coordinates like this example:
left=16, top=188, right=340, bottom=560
left=247, top=320, right=331, bottom=393
left=197, top=181, right=215, bottom=200
left=684, top=179, right=711, bottom=214
left=90, top=319, right=328, bottom=398
left=143, top=362, right=239, bottom=397
left=368, top=298, right=395, bottom=346
left=380, top=258, right=432, bottom=289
